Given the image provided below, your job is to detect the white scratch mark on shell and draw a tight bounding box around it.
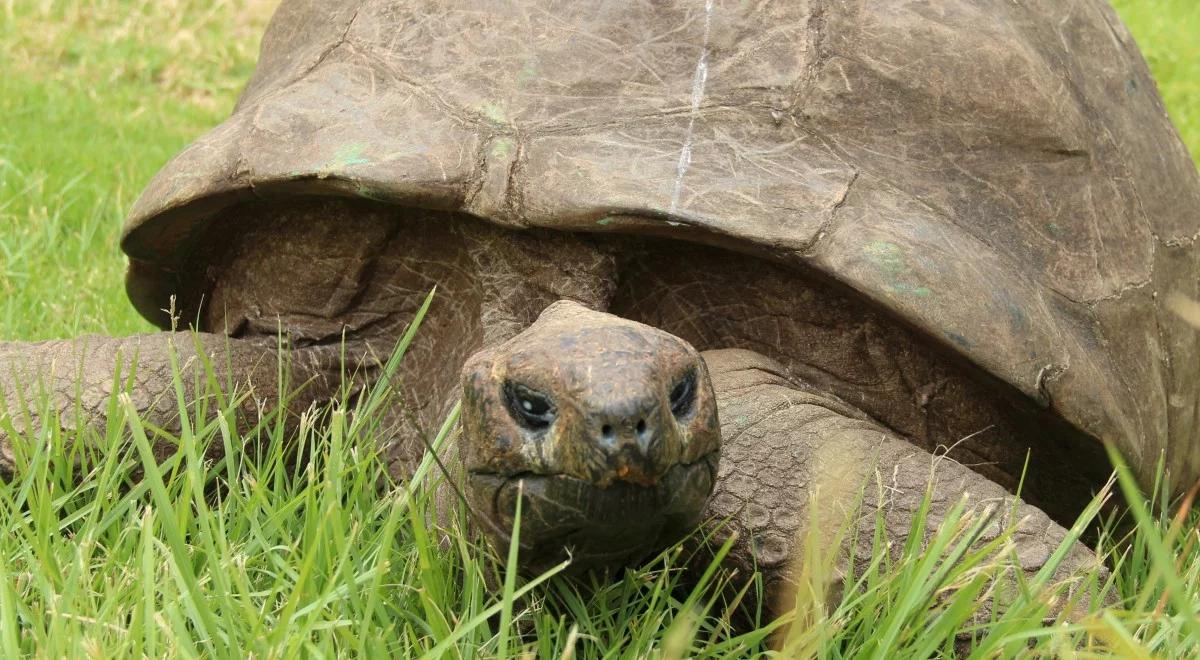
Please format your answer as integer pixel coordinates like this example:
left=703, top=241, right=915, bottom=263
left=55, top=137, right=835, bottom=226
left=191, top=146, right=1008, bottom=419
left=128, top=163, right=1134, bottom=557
left=669, top=0, right=714, bottom=214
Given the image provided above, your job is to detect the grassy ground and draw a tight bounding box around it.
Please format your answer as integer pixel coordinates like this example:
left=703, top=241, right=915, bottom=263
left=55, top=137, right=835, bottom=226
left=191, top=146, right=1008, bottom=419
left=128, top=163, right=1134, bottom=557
left=0, top=0, right=1198, bottom=656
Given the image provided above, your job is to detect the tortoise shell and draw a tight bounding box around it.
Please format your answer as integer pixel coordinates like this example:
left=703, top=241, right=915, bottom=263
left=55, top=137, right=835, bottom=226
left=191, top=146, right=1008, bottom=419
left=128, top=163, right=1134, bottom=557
left=123, top=0, right=1200, bottom=489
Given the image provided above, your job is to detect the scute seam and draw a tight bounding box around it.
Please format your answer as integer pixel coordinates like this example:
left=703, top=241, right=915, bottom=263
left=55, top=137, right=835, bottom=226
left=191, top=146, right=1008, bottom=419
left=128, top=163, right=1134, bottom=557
left=796, top=168, right=858, bottom=257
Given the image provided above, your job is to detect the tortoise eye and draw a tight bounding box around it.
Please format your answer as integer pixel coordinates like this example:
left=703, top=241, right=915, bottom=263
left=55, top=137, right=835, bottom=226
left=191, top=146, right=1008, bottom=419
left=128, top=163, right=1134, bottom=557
left=669, top=369, right=697, bottom=419
left=504, top=381, right=556, bottom=431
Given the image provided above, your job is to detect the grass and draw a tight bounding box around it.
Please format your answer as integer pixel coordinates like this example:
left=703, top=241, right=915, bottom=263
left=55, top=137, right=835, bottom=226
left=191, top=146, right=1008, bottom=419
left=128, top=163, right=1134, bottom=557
left=1112, top=0, right=1200, bottom=160
left=1, top=0, right=272, bottom=339
left=0, top=0, right=1198, bottom=656
left=0, top=311, right=1196, bottom=657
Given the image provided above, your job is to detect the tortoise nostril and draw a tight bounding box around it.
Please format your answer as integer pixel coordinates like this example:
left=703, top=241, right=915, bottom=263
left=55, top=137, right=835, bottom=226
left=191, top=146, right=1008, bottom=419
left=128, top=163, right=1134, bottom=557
left=636, top=419, right=647, bottom=435
left=602, top=424, right=614, bottom=439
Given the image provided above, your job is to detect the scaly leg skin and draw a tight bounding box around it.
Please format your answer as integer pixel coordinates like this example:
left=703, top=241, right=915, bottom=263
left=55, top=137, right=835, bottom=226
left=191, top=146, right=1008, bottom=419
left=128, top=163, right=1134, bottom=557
left=0, top=332, right=351, bottom=479
left=699, top=348, right=1106, bottom=622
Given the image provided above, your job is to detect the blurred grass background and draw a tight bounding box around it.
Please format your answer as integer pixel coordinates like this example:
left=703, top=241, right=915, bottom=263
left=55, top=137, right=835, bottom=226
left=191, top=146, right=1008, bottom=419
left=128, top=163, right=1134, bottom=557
left=0, top=0, right=276, bottom=339
left=0, top=0, right=1196, bottom=342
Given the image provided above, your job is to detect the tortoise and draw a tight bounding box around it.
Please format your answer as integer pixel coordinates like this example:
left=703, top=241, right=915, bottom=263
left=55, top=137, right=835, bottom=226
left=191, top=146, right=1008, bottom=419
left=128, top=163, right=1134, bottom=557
left=2, top=0, right=1199, bottom=614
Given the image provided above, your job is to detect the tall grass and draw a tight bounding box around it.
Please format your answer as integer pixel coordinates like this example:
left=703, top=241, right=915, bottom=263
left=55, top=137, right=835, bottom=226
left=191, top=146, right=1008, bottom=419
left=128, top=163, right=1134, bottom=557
left=0, top=313, right=1197, bottom=656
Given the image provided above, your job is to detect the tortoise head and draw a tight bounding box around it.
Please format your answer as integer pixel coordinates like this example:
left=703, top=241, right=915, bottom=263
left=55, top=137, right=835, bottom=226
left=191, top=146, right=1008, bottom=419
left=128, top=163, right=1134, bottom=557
left=460, top=300, right=720, bottom=573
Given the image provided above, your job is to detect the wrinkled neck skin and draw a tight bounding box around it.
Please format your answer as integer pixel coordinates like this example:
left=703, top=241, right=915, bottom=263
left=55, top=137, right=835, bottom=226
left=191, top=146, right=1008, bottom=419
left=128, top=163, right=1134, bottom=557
left=183, top=198, right=1108, bottom=604
left=187, top=198, right=618, bottom=475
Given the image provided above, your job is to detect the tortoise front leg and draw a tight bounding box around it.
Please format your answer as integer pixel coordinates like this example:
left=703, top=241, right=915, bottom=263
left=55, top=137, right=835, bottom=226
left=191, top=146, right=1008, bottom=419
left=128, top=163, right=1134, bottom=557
left=0, top=332, right=349, bottom=479
left=700, top=348, right=1106, bottom=620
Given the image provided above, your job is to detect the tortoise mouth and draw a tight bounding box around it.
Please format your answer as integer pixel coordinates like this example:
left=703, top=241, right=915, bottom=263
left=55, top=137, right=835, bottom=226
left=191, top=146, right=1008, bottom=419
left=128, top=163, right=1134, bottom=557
left=466, top=450, right=719, bottom=574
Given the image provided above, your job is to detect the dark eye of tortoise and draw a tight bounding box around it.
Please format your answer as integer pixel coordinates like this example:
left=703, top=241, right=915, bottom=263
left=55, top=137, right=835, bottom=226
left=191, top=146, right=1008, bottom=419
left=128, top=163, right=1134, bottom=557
left=504, top=381, right=556, bottom=430
left=669, top=369, right=697, bottom=419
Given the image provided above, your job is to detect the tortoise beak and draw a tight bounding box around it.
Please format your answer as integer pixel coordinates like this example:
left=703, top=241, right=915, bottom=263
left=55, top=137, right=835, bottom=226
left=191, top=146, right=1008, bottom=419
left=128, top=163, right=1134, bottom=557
left=466, top=452, right=719, bottom=574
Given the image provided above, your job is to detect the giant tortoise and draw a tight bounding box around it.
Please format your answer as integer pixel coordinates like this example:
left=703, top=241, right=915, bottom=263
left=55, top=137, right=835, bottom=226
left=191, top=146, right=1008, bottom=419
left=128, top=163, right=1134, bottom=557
left=2, top=0, right=1198, bottom=614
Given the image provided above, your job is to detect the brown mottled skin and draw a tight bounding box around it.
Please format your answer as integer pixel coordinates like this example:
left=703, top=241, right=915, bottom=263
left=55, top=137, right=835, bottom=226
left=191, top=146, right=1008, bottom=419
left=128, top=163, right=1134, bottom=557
left=0, top=199, right=1105, bottom=614
left=461, top=301, right=720, bottom=574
